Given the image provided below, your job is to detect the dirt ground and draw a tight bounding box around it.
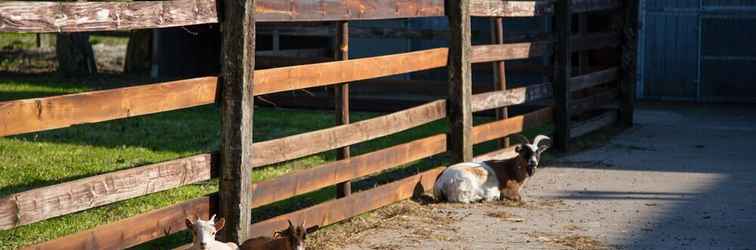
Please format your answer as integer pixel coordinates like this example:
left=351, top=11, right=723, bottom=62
left=309, top=103, right=756, bottom=250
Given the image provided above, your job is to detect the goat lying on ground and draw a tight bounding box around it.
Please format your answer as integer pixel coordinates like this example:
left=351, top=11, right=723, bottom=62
left=433, top=134, right=552, bottom=203
left=240, top=219, right=306, bottom=250
left=186, top=215, right=238, bottom=250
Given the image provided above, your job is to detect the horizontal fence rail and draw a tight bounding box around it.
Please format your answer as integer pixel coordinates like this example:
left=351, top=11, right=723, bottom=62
left=250, top=100, right=446, bottom=167
left=251, top=134, right=447, bottom=209
left=0, top=77, right=218, bottom=137
left=569, top=67, right=619, bottom=92
left=570, top=88, right=619, bottom=116
left=0, top=154, right=213, bottom=230
left=254, top=48, right=448, bottom=95
left=471, top=42, right=551, bottom=63
left=0, top=0, right=218, bottom=32
left=0, top=0, right=622, bottom=32
left=471, top=83, right=552, bottom=113
left=25, top=196, right=215, bottom=250
left=570, top=110, right=618, bottom=138
left=469, top=0, right=553, bottom=17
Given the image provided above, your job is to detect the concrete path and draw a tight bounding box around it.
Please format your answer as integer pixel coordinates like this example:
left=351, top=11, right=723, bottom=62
left=337, top=103, right=756, bottom=250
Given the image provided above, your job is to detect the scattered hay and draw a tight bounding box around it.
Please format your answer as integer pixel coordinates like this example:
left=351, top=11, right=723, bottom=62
left=486, top=211, right=514, bottom=219
left=562, top=224, right=583, bottom=231
left=528, top=232, right=607, bottom=250
left=305, top=200, right=457, bottom=250
left=485, top=211, right=526, bottom=222
left=555, top=235, right=607, bottom=250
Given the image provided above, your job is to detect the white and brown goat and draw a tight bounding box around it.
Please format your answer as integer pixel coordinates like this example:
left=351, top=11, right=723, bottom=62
left=433, top=134, right=552, bottom=203
left=240, top=220, right=307, bottom=250
left=185, top=215, right=239, bottom=250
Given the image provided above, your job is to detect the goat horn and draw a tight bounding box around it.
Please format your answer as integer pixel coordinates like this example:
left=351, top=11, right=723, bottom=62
left=288, top=219, right=294, bottom=228
left=509, top=134, right=530, bottom=145
left=210, top=214, right=216, bottom=222
left=533, top=135, right=552, bottom=148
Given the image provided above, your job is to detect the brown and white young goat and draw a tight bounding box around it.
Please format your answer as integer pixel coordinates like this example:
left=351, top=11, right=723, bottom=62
left=433, top=134, right=552, bottom=203
left=186, top=215, right=239, bottom=250
left=240, top=220, right=306, bottom=250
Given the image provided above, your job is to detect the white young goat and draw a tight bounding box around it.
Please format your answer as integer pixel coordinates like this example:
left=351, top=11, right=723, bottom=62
left=434, top=134, right=551, bottom=203
left=186, top=215, right=239, bottom=250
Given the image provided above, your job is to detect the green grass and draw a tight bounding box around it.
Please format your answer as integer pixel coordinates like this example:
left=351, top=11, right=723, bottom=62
left=0, top=33, right=38, bottom=50
left=0, top=75, right=552, bottom=249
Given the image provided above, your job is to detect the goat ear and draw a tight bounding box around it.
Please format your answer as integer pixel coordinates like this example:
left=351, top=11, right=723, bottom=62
left=214, top=218, right=225, bottom=231
left=185, top=218, right=193, bottom=229
left=515, top=145, right=522, bottom=153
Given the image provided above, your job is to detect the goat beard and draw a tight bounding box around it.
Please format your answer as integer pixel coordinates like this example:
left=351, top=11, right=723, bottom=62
left=527, top=165, right=535, bottom=176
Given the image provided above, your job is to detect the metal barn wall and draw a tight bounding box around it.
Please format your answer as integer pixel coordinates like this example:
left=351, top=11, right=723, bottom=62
left=640, top=0, right=756, bottom=102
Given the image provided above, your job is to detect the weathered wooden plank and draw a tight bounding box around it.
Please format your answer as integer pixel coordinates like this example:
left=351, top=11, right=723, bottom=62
left=447, top=0, right=474, bottom=164
left=251, top=100, right=446, bottom=167
left=570, top=88, right=619, bottom=116
left=0, top=154, right=213, bottom=231
left=471, top=42, right=552, bottom=63
left=571, top=0, right=621, bottom=13
left=569, top=67, right=620, bottom=92
left=247, top=167, right=445, bottom=238
left=255, top=0, right=445, bottom=22
left=0, top=77, right=218, bottom=137
left=250, top=134, right=446, bottom=208
left=218, top=0, right=255, bottom=243
left=571, top=32, right=622, bottom=52
left=26, top=196, right=214, bottom=250
left=552, top=0, right=572, bottom=151
left=334, top=21, right=351, bottom=198
left=472, top=107, right=554, bottom=145
left=570, top=110, right=618, bottom=138
left=254, top=48, right=448, bottom=96
left=470, top=0, right=554, bottom=17
left=0, top=0, right=620, bottom=33
left=471, top=83, right=553, bottom=113
left=0, top=0, right=218, bottom=32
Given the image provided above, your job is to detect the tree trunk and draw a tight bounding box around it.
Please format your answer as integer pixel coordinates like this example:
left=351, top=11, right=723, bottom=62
left=124, top=30, right=152, bottom=74
left=56, top=32, right=97, bottom=77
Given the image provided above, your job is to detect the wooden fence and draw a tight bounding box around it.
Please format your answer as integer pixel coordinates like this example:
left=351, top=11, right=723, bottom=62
left=0, top=0, right=638, bottom=249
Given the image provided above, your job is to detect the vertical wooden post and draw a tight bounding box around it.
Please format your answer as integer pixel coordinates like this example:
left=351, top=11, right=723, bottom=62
left=492, top=17, right=509, bottom=148
left=620, top=0, right=639, bottom=127
left=552, top=0, right=572, bottom=151
left=334, top=21, right=351, bottom=197
left=446, top=0, right=473, bottom=163
left=218, top=0, right=255, bottom=244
